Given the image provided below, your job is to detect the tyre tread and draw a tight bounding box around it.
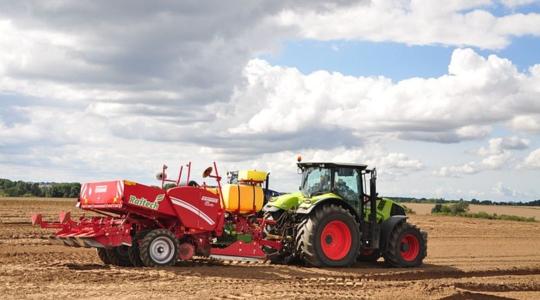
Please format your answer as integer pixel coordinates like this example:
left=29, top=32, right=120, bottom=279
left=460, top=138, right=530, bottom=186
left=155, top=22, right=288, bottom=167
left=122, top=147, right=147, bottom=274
left=383, top=222, right=427, bottom=267
left=296, top=204, right=360, bottom=267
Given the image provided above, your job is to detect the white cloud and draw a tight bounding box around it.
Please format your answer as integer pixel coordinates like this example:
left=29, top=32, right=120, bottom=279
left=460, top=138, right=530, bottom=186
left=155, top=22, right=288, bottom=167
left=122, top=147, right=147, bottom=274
left=477, top=136, right=530, bottom=156
left=434, top=163, right=481, bottom=177
left=370, top=153, right=423, bottom=171
left=510, top=115, right=540, bottom=132
left=435, top=136, right=529, bottom=177
left=230, top=49, right=540, bottom=147
left=481, top=152, right=513, bottom=169
left=277, top=0, right=540, bottom=49
left=524, top=148, right=540, bottom=168
left=290, top=146, right=424, bottom=181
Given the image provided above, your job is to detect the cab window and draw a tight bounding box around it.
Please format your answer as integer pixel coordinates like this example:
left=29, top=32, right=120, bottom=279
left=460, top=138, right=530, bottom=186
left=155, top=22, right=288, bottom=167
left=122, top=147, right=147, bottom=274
left=302, top=167, right=332, bottom=196
left=333, top=168, right=360, bottom=202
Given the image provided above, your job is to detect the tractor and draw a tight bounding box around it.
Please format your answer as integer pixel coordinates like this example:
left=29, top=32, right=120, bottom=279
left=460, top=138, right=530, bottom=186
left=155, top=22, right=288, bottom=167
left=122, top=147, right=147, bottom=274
left=262, top=160, right=427, bottom=267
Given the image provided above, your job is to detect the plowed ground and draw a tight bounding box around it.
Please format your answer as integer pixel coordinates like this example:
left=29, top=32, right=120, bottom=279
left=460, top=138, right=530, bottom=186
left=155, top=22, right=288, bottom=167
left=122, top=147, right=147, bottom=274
left=1, top=198, right=539, bottom=299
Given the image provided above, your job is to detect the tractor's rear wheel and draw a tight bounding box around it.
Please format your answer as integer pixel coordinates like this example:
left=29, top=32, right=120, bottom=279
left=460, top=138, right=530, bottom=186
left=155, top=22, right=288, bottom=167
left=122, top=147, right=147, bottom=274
left=97, top=248, right=111, bottom=265
left=128, top=231, right=147, bottom=267
left=383, top=222, right=427, bottom=267
left=139, top=229, right=179, bottom=267
left=296, top=204, right=360, bottom=267
left=106, top=245, right=133, bottom=267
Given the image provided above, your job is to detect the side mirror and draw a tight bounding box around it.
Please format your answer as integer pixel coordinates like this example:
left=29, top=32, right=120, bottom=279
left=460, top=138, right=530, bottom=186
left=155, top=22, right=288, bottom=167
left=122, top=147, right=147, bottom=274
left=202, top=166, right=213, bottom=178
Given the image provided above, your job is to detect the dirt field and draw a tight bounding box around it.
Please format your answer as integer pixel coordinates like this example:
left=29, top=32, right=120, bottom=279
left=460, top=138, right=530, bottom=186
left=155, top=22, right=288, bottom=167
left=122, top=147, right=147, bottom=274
left=1, top=198, right=539, bottom=299
left=404, top=203, right=540, bottom=219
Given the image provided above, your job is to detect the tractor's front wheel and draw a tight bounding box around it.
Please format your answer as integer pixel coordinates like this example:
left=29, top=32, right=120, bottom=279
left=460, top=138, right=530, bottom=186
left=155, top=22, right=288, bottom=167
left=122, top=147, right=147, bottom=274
left=296, top=204, right=360, bottom=267
left=139, top=229, right=179, bottom=267
left=383, top=222, right=427, bottom=267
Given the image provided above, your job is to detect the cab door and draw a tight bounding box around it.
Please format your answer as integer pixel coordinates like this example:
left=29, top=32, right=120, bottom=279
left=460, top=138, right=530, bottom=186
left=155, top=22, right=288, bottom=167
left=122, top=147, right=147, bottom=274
left=333, top=168, right=361, bottom=211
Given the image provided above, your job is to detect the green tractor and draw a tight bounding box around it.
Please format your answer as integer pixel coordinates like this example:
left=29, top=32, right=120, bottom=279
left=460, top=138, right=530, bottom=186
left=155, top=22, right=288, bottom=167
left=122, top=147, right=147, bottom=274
left=262, top=161, right=427, bottom=267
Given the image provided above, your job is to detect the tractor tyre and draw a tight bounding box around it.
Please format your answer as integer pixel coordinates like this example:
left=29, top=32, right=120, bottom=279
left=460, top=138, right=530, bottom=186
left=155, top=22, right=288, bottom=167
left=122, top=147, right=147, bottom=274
left=268, top=253, right=285, bottom=264
left=97, top=248, right=111, bottom=265
left=128, top=231, right=148, bottom=267
left=358, top=249, right=381, bottom=263
left=383, top=222, right=427, bottom=267
left=139, top=229, right=179, bottom=267
left=106, top=245, right=133, bottom=267
left=296, top=204, right=360, bottom=267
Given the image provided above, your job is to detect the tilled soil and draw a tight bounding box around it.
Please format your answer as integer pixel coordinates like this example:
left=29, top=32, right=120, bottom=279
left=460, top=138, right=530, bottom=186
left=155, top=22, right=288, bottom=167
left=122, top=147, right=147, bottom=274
left=1, top=198, right=539, bottom=299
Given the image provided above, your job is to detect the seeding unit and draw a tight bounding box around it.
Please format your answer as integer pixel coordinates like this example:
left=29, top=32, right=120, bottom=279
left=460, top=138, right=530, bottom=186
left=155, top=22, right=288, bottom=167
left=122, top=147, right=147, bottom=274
left=33, top=163, right=280, bottom=266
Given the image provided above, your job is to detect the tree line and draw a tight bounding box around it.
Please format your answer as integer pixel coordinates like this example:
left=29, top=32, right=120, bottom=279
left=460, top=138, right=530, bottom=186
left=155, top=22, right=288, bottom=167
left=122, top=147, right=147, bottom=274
left=389, top=196, right=540, bottom=207
left=0, top=179, right=80, bottom=198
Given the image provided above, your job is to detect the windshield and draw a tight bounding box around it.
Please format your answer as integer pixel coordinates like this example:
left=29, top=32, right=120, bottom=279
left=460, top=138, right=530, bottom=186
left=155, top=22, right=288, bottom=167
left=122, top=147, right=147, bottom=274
left=301, top=167, right=331, bottom=196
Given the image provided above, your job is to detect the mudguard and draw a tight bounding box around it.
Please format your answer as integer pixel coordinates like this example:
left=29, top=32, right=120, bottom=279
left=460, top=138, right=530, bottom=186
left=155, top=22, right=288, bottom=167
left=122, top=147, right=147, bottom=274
left=295, top=197, right=360, bottom=221
left=379, top=215, right=407, bottom=251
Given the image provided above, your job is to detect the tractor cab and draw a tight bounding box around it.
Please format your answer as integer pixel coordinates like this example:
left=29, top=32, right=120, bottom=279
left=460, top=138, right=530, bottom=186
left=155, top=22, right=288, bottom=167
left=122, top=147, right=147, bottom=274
left=298, top=162, right=367, bottom=203
left=268, top=162, right=379, bottom=224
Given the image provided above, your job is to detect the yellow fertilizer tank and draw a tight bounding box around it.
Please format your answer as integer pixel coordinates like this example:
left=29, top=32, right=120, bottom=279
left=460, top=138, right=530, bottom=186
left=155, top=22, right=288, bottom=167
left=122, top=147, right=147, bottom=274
left=238, top=170, right=267, bottom=182
left=222, top=184, right=264, bottom=213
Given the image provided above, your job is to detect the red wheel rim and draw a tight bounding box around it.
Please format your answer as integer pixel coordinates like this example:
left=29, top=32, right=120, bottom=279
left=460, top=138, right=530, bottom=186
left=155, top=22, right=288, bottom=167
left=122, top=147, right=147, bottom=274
left=400, top=233, right=420, bottom=261
left=320, top=220, right=352, bottom=261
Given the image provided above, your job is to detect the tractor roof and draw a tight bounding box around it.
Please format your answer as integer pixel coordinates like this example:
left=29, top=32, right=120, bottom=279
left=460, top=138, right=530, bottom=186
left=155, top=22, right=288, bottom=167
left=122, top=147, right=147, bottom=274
left=297, top=162, right=368, bottom=169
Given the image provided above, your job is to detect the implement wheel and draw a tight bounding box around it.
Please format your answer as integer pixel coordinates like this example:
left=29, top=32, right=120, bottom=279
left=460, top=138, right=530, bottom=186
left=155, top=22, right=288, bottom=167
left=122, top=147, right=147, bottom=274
left=128, top=231, right=147, bottom=267
left=106, top=245, right=133, bottom=267
left=97, top=248, right=111, bottom=265
left=383, top=222, right=427, bottom=267
left=296, top=204, right=360, bottom=267
left=139, top=229, right=179, bottom=267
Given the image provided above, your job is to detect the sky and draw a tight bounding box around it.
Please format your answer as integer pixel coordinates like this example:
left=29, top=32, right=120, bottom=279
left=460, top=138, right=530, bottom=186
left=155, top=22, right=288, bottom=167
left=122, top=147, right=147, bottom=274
left=1, top=0, right=540, bottom=201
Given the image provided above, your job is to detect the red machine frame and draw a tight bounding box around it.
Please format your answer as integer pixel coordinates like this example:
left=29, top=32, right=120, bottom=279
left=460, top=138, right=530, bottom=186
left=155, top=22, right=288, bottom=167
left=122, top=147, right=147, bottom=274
left=32, top=162, right=282, bottom=261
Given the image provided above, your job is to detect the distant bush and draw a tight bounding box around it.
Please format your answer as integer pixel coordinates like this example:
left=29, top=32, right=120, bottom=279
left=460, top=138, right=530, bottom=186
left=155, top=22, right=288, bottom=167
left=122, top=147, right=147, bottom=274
left=402, top=204, right=415, bottom=215
left=462, top=212, right=535, bottom=222
left=431, top=204, right=443, bottom=214
left=431, top=201, right=535, bottom=222
left=431, top=201, right=468, bottom=214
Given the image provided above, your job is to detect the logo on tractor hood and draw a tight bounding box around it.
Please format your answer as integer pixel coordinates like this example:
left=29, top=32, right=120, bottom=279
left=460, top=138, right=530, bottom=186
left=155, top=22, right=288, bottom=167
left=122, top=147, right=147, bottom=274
left=129, top=194, right=165, bottom=210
